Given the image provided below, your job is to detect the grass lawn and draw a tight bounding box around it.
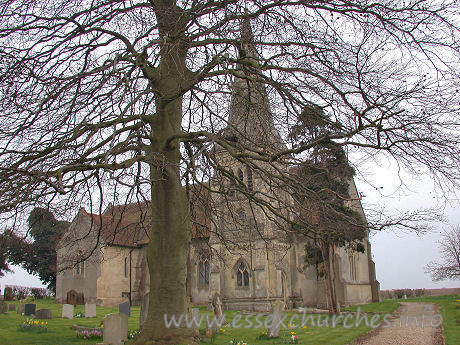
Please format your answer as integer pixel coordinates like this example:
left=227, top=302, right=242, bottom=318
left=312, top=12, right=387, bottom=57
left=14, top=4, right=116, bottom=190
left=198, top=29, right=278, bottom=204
left=0, top=298, right=140, bottom=345
left=404, top=295, right=460, bottom=345
left=0, top=298, right=402, bottom=345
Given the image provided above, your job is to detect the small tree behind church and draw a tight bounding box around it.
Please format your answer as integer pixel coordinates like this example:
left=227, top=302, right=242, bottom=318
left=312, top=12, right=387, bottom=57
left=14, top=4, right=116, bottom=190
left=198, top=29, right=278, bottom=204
left=290, top=106, right=366, bottom=314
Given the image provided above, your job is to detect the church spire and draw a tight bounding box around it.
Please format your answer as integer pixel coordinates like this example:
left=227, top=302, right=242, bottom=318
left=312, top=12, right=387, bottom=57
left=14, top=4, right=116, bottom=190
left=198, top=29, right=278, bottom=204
left=225, top=17, right=285, bottom=151
left=239, top=16, right=259, bottom=62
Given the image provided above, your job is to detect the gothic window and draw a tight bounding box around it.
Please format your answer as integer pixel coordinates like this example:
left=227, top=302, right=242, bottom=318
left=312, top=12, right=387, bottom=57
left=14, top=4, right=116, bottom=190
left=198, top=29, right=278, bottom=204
left=247, top=167, right=253, bottom=192
left=74, top=251, right=85, bottom=277
left=199, top=258, right=210, bottom=286
left=236, top=262, right=249, bottom=287
left=228, top=169, right=237, bottom=197
left=349, top=254, right=358, bottom=281
left=237, top=168, right=244, bottom=182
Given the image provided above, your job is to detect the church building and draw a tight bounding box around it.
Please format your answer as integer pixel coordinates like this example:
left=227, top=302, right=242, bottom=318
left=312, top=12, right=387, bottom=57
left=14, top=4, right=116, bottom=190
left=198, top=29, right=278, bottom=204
left=55, top=18, right=380, bottom=311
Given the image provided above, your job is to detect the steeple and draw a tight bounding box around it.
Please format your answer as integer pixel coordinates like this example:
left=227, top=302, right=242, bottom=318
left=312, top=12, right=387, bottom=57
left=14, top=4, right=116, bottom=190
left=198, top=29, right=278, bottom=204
left=224, top=17, right=285, bottom=151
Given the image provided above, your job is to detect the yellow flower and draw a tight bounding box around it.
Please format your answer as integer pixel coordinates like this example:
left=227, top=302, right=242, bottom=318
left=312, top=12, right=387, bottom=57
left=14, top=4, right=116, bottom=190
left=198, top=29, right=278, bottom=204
left=303, top=326, right=307, bottom=329
left=290, top=331, right=296, bottom=335
left=41, top=322, right=44, bottom=325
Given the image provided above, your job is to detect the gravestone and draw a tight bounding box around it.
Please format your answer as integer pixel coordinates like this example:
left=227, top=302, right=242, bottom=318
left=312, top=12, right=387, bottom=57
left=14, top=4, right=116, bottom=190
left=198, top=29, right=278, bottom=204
left=17, top=304, right=25, bottom=314
left=62, top=304, right=74, bottom=319
left=103, top=313, right=128, bottom=345
left=191, top=308, right=200, bottom=332
left=267, top=300, right=284, bottom=338
left=36, top=309, right=52, bottom=319
left=8, top=303, right=16, bottom=311
left=67, top=290, right=78, bottom=305
left=119, top=301, right=130, bottom=317
left=210, top=291, right=225, bottom=331
left=85, top=303, right=96, bottom=318
left=140, top=292, right=149, bottom=327
left=0, top=301, right=7, bottom=314
left=24, top=303, right=36, bottom=316
left=3, top=287, right=13, bottom=301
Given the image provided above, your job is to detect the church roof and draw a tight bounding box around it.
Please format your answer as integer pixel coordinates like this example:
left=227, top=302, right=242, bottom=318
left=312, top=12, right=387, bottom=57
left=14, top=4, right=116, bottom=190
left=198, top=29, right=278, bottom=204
left=81, top=184, right=211, bottom=248
left=223, top=17, right=285, bottom=151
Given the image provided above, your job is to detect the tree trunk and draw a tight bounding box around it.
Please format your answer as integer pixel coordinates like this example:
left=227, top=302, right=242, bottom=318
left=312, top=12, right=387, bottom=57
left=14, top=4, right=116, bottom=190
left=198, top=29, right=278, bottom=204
left=320, top=243, right=340, bottom=315
left=134, top=3, right=199, bottom=344
left=134, top=101, right=200, bottom=345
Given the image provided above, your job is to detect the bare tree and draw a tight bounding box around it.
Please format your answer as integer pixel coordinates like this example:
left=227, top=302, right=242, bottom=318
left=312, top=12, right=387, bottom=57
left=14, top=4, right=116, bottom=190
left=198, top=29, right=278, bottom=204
left=0, top=1, right=459, bottom=344
left=425, top=225, right=460, bottom=281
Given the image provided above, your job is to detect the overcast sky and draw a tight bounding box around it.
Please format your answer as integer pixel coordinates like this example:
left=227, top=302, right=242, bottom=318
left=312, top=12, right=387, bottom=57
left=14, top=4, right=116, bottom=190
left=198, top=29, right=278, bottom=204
left=356, top=156, right=459, bottom=290
left=1, top=156, right=459, bottom=292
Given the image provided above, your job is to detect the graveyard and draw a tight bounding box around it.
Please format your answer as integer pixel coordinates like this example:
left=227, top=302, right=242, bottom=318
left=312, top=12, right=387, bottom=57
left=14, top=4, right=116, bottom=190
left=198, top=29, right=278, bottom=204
left=0, top=295, right=458, bottom=345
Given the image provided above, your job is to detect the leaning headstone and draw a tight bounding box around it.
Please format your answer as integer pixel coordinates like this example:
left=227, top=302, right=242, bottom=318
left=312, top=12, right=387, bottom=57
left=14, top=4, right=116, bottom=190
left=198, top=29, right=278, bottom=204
left=85, top=303, right=96, bottom=318
left=17, top=304, right=25, bottom=314
left=62, top=304, right=74, bottom=319
left=140, top=292, right=149, bottom=327
left=0, top=301, right=7, bottom=314
left=268, top=300, right=284, bottom=338
left=119, top=301, right=130, bottom=317
left=8, top=304, right=16, bottom=311
left=103, top=313, right=128, bottom=345
left=36, top=309, right=52, bottom=319
left=24, top=303, right=36, bottom=316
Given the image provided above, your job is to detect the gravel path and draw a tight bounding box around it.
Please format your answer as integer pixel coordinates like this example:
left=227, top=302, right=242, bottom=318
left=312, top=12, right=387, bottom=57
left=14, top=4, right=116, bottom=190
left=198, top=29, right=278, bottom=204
left=350, top=302, right=445, bottom=345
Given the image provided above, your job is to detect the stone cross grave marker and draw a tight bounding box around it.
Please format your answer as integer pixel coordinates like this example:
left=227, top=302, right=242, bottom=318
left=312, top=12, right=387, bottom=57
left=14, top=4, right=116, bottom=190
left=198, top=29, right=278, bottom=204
left=268, top=300, right=284, bottom=338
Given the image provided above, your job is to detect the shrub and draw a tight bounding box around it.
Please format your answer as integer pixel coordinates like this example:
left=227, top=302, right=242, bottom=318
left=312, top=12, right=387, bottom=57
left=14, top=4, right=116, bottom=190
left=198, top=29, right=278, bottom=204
left=393, top=289, right=405, bottom=299
left=403, top=289, right=414, bottom=298
left=11, top=285, right=30, bottom=300
left=415, top=289, right=426, bottom=297
left=30, top=288, right=48, bottom=299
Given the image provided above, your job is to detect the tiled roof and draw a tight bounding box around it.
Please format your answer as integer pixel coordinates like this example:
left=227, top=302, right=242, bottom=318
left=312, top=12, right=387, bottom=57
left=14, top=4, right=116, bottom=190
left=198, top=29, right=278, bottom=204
left=82, top=186, right=211, bottom=248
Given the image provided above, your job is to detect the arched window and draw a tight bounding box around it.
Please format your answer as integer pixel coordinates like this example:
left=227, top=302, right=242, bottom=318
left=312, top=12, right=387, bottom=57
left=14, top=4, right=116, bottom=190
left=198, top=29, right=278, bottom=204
left=228, top=169, right=237, bottom=197
left=236, top=261, right=249, bottom=287
left=246, top=167, right=253, bottom=192
left=73, top=250, right=85, bottom=277
left=237, top=168, right=244, bottom=182
left=349, top=254, right=358, bottom=281
left=199, top=258, right=210, bottom=286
